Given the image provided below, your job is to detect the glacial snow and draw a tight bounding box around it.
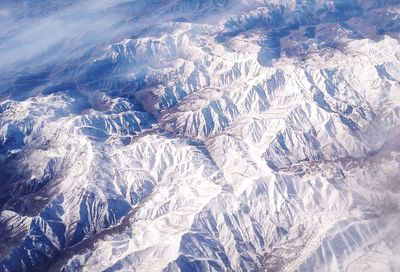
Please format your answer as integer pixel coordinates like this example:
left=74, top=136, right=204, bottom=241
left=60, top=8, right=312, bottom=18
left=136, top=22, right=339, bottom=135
left=1, top=0, right=400, bottom=271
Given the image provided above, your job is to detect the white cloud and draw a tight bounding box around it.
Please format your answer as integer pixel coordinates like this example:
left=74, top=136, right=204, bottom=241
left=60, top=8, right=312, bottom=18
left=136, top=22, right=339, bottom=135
left=0, top=0, right=138, bottom=73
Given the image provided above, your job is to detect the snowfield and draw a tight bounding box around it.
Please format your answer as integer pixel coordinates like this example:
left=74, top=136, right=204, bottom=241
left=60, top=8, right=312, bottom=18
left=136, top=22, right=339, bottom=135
left=0, top=0, right=400, bottom=271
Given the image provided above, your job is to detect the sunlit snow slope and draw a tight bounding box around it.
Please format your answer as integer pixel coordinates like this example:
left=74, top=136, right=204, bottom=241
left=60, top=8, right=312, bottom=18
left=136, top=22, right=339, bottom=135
left=1, top=0, right=400, bottom=271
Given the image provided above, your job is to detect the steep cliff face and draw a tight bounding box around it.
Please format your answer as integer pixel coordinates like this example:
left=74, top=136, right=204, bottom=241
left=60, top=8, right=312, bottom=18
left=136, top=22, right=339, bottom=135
left=1, top=1, right=400, bottom=271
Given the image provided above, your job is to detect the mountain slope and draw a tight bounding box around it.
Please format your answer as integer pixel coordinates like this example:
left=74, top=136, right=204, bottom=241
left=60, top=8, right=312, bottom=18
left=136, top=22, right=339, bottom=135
left=1, top=0, right=400, bottom=271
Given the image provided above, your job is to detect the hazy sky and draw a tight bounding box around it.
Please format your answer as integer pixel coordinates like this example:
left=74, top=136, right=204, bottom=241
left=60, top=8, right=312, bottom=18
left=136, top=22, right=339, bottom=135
left=0, top=0, right=141, bottom=74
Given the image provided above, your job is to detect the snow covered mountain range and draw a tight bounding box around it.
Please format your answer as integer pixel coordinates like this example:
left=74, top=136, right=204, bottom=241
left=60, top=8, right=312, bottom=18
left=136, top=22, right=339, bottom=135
left=1, top=0, right=400, bottom=271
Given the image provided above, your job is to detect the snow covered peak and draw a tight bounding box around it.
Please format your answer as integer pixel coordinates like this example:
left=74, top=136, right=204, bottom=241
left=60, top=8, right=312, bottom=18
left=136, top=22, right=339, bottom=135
left=1, top=1, right=400, bottom=271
